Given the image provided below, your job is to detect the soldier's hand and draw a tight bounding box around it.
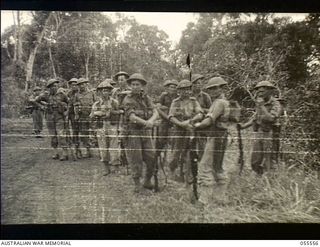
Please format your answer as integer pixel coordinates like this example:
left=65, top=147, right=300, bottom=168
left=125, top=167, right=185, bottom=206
left=119, top=109, right=124, bottom=114
left=75, top=114, right=80, bottom=120
left=194, top=122, right=202, bottom=129
left=236, top=123, right=243, bottom=130
left=144, top=120, right=154, bottom=129
left=94, top=111, right=104, bottom=117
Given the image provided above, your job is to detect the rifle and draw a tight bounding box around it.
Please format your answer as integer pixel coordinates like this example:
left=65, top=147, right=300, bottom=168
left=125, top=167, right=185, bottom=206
left=186, top=54, right=199, bottom=200
left=237, top=124, right=245, bottom=175
left=153, top=125, right=168, bottom=192
left=117, top=111, right=129, bottom=175
left=189, top=130, right=199, bottom=201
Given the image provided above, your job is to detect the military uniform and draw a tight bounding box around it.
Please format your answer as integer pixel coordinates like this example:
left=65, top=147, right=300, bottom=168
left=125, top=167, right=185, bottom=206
left=157, top=80, right=178, bottom=153
left=76, top=78, right=96, bottom=157
left=66, top=78, right=81, bottom=157
left=28, top=86, right=44, bottom=137
left=36, top=79, right=69, bottom=160
left=240, top=81, right=282, bottom=175
left=195, top=77, right=239, bottom=204
left=90, top=80, right=119, bottom=175
left=251, top=95, right=282, bottom=174
left=122, top=73, right=158, bottom=192
left=168, top=80, right=204, bottom=184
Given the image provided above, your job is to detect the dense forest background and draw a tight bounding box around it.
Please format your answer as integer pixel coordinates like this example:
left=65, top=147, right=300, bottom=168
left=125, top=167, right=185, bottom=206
left=1, top=12, right=319, bottom=168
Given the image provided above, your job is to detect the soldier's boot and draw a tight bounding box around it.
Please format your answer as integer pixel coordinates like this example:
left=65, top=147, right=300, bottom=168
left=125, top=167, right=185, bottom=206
left=76, top=147, right=82, bottom=159
left=60, top=148, right=69, bottom=161
left=143, top=178, right=154, bottom=190
left=133, top=178, right=142, bottom=193
left=87, top=147, right=92, bottom=158
left=103, top=161, right=111, bottom=176
left=52, top=148, right=59, bottom=160
left=83, top=147, right=92, bottom=158
left=69, top=147, right=77, bottom=161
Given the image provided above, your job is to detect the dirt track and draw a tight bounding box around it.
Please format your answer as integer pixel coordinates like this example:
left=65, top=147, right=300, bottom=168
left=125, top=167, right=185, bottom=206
left=1, top=118, right=183, bottom=224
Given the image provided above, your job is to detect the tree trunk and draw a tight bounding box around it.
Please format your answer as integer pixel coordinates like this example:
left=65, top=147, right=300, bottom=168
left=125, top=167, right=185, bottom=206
left=12, top=11, right=17, bottom=61
left=48, top=45, right=56, bottom=77
left=25, top=12, right=53, bottom=91
left=85, top=54, right=90, bottom=79
left=17, top=11, right=23, bottom=62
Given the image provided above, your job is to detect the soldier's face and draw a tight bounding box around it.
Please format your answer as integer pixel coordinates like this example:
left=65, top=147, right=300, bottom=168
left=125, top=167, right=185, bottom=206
left=167, top=85, right=177, bottom=95
left=178, top=87, right=191, bottom=98
left=101, top=88, right=111, bottom=98
left=79, top=83, right=86, bottom=92
left=130, top=80, right=143, bottom=94
left=71, top=83, right=78, bottom=92
left=118, top=75, right=127, bottom=87
left=192, top=79, right=203, bottom=92
left=256, top=86, right=272, bottom=99
left=49, top=83, right=58, bottom=94
left=207, top=86, right=222, bottom=98
left=34, top=90, right=41, bottom=96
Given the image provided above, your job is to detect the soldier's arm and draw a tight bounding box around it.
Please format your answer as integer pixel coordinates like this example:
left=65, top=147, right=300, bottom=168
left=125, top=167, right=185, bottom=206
left=123, top=97, right=149, bottom=126
left=168, top=101, right=186, bottom=128
left=190, top=100, right=204, bottom=125
left=156, top=95, right=170, bottom=120
left=194, top=99, right=224, bottom=129
left=259, top=100, right=281, bottom=123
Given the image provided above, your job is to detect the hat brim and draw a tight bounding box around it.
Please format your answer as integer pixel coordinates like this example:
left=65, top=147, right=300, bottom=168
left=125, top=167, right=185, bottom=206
left=206, top=83, right=227, bottom=89
left=254, top=85, right=277, bottom=90
left=115, top=73, right=129, bottom=79
left=191, top=76, right=205, bottom=83
left=127, top=78, right=147, bottom=85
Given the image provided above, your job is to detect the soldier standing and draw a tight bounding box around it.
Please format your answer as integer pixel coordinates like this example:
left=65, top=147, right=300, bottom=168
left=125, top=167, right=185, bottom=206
left=28, top=86, right=44, bottom=138
left=194, top=77, right=239, bottom=204
left=76, top=78, right=96, bottom=158
left=122, top=73, right=159, bottom=193
left=36, top=79, right=69, bottom=160
left=111, top=71, right=131, bottom=169
left=239, top=81, right=282, bottom=175
left=90, top=80, right=120, bottom=176
left=155, top=80, right=178, bottom=164
left=168, top=79, right=204, bottom=183
left=66, top=78, right=81, bottom=158
left=191, top=74, right=212, bottom=159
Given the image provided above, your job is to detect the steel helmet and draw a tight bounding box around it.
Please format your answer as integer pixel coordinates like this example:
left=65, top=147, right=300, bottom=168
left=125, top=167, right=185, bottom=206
left=254, top=81, right=277, bottom=90
left=77, top=78, right=89, bottom=85
left=205, top=77, right=227, bottom=89
left=97, top=79, right=114, bottom=90
left=126, top=73, right=147, bottom=85
left=56, top=87, right=67, bottom=95
left=114, top=71, right=129, bottom=80
left=164, top=79, right=178, bottom=87
left=68, top=78, right=78, bottom=85
left=191, top=74, right=205, bottom=84
left=177, top=79, right=192, bottom=89
left=46, top=78, right=59, bottom=88
left=33, top=86, right=41, bottom=92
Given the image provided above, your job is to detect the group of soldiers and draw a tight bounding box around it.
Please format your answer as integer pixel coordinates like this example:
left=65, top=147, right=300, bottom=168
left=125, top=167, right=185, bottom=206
left=27, top=71, right=283, bottom=205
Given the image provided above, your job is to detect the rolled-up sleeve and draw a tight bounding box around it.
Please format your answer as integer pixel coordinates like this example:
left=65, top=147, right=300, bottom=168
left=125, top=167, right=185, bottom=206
left=168, top=101, right=178, bottom=120
left=206, top=99, right=225, bottom=122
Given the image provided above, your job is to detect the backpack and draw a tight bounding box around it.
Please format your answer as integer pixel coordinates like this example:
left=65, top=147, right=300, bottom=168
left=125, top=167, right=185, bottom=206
left=228, top=100, right=241, bottom=123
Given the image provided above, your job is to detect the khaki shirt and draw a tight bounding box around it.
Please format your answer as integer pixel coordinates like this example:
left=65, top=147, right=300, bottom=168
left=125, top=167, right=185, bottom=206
left=122, top=92, right=156, bottom=129
left=159, top=92, right=178, bottom=115
left=168, top=96, right=203, bottom=122
left=206, top=94, right=230, bottom=130
left=254, top=96, right=282, bottom=131
left=77, top=90, right=96, bottom=117
left=36, top=91, right=68, bottom=120
left=195, top=91, right=212, bottom=112
left=90, top=97, right=119, bottom=128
